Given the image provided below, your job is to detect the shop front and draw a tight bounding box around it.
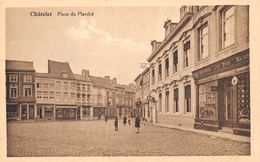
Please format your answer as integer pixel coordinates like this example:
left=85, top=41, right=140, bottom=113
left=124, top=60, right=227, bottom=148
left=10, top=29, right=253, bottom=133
left=56, top=105, right=77, bottom=120
left=192, top=49, right=250, bottom=136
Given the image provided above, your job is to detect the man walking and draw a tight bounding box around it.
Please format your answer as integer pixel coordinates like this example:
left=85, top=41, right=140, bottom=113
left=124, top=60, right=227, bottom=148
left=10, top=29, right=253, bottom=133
left=135, top=116, right=140, bottom=133
left=114, top=116, right=118, bottom=131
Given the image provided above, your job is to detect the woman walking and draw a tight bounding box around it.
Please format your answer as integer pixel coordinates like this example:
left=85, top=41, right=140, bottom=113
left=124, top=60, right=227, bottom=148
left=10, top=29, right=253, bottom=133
left=135, top=116, right=140, bottom=133
left=114, top=116, right=118, bottom=131
left=123, top=116, right=127, bottom=126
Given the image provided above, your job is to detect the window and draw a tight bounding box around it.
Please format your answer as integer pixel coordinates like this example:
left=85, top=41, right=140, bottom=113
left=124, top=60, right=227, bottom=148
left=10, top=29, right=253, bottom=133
left=37, top=83, right=42, bottom=88
left=71, top=82, right=75, bottom=88
left=173, top=50, right=178, bottom=73
left=174, top=88, right=179, bottom=113
left=49, top=84, right=54, bottom=88
left=152, top=69, right=155, bottom=84
left=10, top=88, right=17, bottom=98
left=185, top=85, right=191, bottom=113
left=222, top=6, right=235, bottom=48
left=10, top=74, right=18, bottom=82
left=184, top=41, right=190, bottom=67
left=64, top=92, right=68, bottom=102
left=37, top=91, right=42, bottom=99
left=77, top=83, right=80, bottom=90
left=87, top=94, right=91, bottom=102
left=49, top=92, right=54, bottom=100
left=64, top=82, right=68, bottom=89
left=199, top=25, right=208, bottom=60
left=43, top=91, right=48, bottom=99
left=87, top=85, right=91, bottom=91
left=165, top=58, right=169, bottom=77
left=24, top=88, right=31, bottom=97
left=56, top=92, right=61, bottom=102
left=62, top=73, right=68, bottom=78
left=158, top=64, right=162, bottom=81
left=71, top=93, right=75, bottom=102
left=165, top=91, right=169, bottom=113
left=158, top=93, right=162, bottom=112
left=56, top=81, right=61, bottom=88
left=43, top=83, right=48, bottom=88
left=44, top=108, right=53, bottom=116
left=24, top=75, right=32, bottom=82
left=82, top=84, right=86, bottom=90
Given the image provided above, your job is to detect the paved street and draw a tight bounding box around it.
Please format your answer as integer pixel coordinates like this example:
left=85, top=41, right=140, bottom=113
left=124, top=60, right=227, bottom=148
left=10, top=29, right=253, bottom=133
left=7, top=119, right=250, bottom=157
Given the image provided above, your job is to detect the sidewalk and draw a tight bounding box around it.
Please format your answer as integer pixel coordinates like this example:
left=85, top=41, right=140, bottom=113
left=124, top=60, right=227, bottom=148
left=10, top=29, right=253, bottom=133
left=142, top=121, right=250, bottom=144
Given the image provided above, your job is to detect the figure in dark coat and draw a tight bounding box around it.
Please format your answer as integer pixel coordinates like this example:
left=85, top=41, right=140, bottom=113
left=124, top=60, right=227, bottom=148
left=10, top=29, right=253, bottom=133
left=114, top=117, right=118, bottom=131
left=123, top=116, right=127, bottom=126
left=135, top=116, right=140, bottom=133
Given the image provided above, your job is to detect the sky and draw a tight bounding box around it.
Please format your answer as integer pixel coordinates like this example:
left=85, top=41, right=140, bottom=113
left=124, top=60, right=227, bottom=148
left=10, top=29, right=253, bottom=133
left=6, top=6, right=181, bottom=85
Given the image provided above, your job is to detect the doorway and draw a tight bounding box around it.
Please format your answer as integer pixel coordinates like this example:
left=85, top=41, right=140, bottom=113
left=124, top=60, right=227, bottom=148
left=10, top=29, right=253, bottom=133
left=218, top=77, right=233, bottom=128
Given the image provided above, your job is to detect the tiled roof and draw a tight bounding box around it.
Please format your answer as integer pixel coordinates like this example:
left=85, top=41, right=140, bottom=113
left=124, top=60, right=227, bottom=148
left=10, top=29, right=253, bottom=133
left=6, top=60, right=35, bottom=71
left=48, top=60, right=75, bottom=79
left=35, top=73, right=53, bottom=78
left=121, top=85, right=135, bottom=93
left=74, top=74, right=91, bottom=82
left=89, top=75, right=115, bottom=90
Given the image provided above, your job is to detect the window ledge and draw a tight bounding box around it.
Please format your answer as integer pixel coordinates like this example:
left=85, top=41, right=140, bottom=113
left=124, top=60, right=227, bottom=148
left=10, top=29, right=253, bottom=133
left=195, top=56, right=211, bottom=66
left=215, top=42, right=238, bottom=57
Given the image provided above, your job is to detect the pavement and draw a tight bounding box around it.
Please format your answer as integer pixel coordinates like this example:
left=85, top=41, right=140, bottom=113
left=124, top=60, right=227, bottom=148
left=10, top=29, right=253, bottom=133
left=149, top=122, right=250, bottom=144
left=6, top=119, right=251, bottom=157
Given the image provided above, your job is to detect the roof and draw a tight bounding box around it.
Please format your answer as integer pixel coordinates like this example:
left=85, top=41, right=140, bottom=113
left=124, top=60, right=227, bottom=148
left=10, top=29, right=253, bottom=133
left=89, top=75, right=115, bottom=90
left=6, top=60, right=35, bottom=71
left=74, top=74, right=91, bottom=82
left=35, top=73, right=53, bottom=78
left=121, top=85, right=135, bottom=93
left=48, top=60, right=75, bottom=79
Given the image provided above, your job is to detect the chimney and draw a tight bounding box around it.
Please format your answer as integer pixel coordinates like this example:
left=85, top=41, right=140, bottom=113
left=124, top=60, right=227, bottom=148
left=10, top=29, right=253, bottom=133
left=151, top=40, right=162, bottom=53
left=164, top=20, right=178, bottom=38
left=113, top=78, right=117, bottom=84
left=104, top=76, right=110, bottom=80
left=82, top=69, right=89, bottom=77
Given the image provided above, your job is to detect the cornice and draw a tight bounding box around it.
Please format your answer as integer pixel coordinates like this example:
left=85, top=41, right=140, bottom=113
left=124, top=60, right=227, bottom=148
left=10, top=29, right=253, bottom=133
left=192, top=12, right=211, bottom=29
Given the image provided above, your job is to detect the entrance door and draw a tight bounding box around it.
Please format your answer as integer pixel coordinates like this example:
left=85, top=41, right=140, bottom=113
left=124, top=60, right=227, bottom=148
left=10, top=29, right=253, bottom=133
left=218, top=77, right=233, bottom=127
left=21, top=105, right=27, bottom=119
left=77, top=107, right=80, bottom=120
left=29, top=105, right=34, bottom=119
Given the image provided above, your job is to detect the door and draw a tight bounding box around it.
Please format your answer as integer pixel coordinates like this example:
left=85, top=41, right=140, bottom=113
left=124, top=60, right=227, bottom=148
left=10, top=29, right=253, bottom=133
left=218, top=77, right=233, bottom=127
left=77, top=107, right=80, bottom=120
left=29, top=105, right=34, bottom=119
left=21, top=105, right=27, bottom=119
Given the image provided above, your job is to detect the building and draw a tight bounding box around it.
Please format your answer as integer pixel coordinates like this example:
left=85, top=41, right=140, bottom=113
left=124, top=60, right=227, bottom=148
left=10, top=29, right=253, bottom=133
left=122, top=84, right=135, bottom=118
left=191, top=6, right=250, bottom=136
left=74, top=69, right=93, bottom=120
left=134, top=68, right=151, bottom=121
left=6, top=60, right=36, bottom=121
left=147, top=6, right=195, bottom=127
left=89, top=75, right=116, bottom=119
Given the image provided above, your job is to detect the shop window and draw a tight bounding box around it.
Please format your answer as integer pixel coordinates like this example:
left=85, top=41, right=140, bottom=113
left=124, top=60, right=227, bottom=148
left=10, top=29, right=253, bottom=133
left=7, top=105, right=18, bottom=118
left=174, top=88, right=179, bottom=113
left=9, top=74, right=18, bottom=82
left=184, top=41, right=190, bottom=68
left=199, top=81, right=217, bottom=119
left=173, top=50, right=178, bottom=73
left=185, top=85, right=191, bottom=113
left=199, top=24, right=208, bottom=60
left=45, top=108, right=53, bottom=116
left=222, top=6, right=235, bottom=48
left=82, top=107, right=90, bottom=116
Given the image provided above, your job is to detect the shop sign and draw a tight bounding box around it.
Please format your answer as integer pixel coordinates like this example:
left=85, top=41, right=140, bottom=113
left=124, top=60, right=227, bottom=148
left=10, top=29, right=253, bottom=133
left=192, top=49, right=249, bottom=80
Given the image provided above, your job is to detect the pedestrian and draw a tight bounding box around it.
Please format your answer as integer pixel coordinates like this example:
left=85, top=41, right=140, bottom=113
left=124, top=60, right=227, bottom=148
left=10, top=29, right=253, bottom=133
left=135, top=116, right=140, bottom=133
left=128, top=116, right=131, bottom=125
left=123, top=116, right=127, bottom=126
left=105, top=115, right=108, bottom=123
left=114, top=116, right=118, bottom=131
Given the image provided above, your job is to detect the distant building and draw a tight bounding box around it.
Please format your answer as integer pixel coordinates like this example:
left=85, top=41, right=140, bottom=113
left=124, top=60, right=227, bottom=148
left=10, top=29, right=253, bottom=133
left=122, top=84, right=135, bottom=118
left=6, top=60, right=36, bottom=120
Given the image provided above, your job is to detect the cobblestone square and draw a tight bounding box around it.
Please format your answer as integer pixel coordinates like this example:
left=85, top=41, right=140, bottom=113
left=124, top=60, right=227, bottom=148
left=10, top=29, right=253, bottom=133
left=7, top=120, right=250, bottom=157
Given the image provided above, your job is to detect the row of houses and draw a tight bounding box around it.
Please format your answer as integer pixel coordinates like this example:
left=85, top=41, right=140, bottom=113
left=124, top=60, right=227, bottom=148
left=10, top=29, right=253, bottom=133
left=135, top=5, right=250, bottom=136
left=6, top=60, right=135, bottom=121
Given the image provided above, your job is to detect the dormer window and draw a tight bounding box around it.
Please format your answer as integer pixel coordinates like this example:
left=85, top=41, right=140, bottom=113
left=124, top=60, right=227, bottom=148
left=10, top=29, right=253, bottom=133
left=61, top=71, right=68, bottom=78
